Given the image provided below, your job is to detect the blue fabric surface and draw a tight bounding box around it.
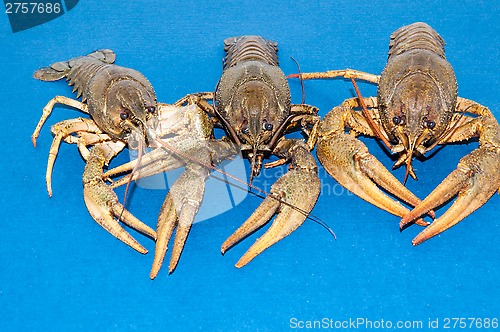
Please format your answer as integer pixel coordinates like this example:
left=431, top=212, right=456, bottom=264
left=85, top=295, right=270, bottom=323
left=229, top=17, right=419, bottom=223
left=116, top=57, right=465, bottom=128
left=1, top=1, right=499, bottom=331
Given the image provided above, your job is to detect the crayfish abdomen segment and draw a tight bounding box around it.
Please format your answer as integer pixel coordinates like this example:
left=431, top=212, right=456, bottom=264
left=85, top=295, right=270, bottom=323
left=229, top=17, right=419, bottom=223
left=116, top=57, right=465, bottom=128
left=388, top=22, right=446, bottom=60
left=222, top=36, right=279, bottom=68
left=216, top=36, right=290, bottom=126
left=34, top=49, right=117, bottom=101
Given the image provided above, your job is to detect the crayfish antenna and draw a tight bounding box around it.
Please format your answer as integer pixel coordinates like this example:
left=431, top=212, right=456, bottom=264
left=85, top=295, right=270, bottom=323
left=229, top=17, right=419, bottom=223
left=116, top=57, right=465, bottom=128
left=290, top=56, right=306, bottom=104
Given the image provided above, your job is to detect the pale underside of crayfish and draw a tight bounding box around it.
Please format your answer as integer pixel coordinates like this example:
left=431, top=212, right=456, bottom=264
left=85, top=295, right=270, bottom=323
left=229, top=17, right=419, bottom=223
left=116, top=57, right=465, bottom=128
left=289, top=22, right=500, bottom=245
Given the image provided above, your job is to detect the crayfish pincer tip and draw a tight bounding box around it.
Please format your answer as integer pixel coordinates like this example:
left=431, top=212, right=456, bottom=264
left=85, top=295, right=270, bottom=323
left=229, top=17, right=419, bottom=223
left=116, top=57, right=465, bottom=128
left=234, top=252, right=256, bottom=269
left=412, top=233, right=430, bottom=246
left=234, top=259, right=247, bottom=269
left=134, top=245, right=148, bottom=255
left=412, top=232, right=432, bottom=246
left=150, top=260, right=163, bottom=279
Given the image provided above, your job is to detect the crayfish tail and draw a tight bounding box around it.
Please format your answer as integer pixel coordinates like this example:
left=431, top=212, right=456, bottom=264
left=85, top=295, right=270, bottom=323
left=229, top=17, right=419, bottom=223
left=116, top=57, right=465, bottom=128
left=33, top=49, right=116, bottom=82
left=34, top=63, right=69, bottom=81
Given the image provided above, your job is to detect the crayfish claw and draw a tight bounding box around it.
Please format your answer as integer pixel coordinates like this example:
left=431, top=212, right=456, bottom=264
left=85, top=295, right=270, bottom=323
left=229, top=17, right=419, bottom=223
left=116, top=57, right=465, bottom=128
left=83, top=188, right=150, bottom=254
left=223, top=139, right=321, bottom=267
left=82, top=143, right=155, bottom=254
left=221, top=196, right=280, bottom=255
left=150, top=164, right=209, bottom=278
left=150, top=193, right=177, bottom=279
left=403, top=145, right=500, bottom=245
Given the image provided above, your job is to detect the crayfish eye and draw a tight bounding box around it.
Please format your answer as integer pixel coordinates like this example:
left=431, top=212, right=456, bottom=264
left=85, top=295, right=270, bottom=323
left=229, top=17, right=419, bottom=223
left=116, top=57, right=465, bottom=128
left=392, top=116, right=401, bottom=125
left=263, top=122, right=273, bottom=131
left=241, top=126, right=249, bottom=134
left=120, top=111, right=129, bottom=120
left=146, top=105, right=156, bottom=113
left=423, top=117, right=436, bottom=129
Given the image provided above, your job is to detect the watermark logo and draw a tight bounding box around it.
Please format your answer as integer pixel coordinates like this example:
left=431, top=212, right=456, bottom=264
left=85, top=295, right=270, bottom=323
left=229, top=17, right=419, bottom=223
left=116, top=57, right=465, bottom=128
left=4, top=0, right=79, bottom=33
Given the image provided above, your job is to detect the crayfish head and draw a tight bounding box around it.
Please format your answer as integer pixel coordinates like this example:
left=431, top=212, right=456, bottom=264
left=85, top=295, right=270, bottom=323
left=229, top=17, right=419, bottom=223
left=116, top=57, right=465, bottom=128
left=104, top=80, right=158, bottom=147
left=379, top=73, right=452, bottom=182
left=225, top=79, right=289, bottom=180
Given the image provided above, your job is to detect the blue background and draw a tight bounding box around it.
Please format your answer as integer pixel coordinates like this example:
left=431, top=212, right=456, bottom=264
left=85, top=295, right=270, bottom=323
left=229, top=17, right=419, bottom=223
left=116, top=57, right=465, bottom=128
left=1, top=1, right=499, bottom=331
